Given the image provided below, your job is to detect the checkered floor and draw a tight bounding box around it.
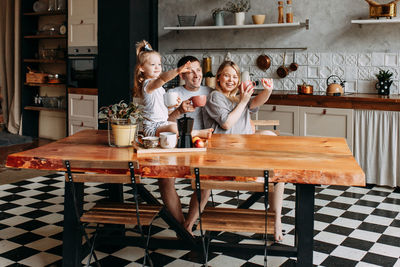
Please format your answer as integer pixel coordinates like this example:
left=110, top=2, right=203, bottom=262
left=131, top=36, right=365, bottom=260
left=0, top=174, right=399, bottom=267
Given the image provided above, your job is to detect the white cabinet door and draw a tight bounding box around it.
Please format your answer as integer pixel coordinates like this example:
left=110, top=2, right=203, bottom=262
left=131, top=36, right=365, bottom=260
left=69, top=119, right=97, bottom=135
left=68, top=0, right=97, bottom=47
left=299, top=107, right=354, bottom=151
left=68, top=94, right=98, bottom=135
left=255, top=105, right=300, bottom=136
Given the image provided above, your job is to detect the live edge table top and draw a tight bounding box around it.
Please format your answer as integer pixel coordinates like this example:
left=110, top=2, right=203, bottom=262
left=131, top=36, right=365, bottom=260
left=6, top=130, right=365, bottom=187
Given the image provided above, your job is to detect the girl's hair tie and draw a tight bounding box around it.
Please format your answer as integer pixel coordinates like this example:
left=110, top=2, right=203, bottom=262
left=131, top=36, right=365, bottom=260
left=144, top=43, right=152, bottom=51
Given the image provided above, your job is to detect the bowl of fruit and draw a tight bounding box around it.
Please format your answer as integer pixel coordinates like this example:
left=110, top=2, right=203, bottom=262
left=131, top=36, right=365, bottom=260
left=192, top=136, right=208, bottom=148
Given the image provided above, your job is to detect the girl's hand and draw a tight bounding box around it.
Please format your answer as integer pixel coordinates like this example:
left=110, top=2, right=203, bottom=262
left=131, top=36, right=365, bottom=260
left=240, top=81, right=254, bottom=104
left=177, top=61, right=192, bottom=74
left=261, top=78, right=274, bottom=93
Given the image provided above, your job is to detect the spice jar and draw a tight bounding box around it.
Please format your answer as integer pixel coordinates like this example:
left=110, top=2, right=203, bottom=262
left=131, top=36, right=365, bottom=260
left=278, top=1, right=284, bottom=24
left=286, top=0, right=293, bottom=23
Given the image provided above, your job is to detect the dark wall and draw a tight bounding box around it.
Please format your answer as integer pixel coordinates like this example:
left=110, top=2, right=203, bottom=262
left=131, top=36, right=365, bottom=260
left=98, top=0, right=158, bottom=110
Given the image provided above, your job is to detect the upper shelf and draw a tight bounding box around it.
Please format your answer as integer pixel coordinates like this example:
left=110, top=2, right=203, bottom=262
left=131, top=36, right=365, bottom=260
left=24, top=35, right=66, bottom=39
left=351, top=18, right=400, bottom=24
left=23, top=10, right=66, bottom=16
left=164, top=20, right=309, bottom=31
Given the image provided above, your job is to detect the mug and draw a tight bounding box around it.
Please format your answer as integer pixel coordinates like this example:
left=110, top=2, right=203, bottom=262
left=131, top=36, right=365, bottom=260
left=190, top=95, right=207, bottom=107
left=137, top=135, right=159, bottom=149
left=159, top=132, right=177, bottom=149
left=163, top=92, right=179, bottom=108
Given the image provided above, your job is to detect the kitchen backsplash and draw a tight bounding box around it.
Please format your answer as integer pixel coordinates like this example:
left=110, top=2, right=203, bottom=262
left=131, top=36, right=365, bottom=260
left=162, top=51, right=400, bottom=95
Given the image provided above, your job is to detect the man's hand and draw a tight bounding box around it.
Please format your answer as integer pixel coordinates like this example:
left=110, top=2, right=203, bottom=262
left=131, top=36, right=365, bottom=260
left=178, top=99, right=195, bottom=114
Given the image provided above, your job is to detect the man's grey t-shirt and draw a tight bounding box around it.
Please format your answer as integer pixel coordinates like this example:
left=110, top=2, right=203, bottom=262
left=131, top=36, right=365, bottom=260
left=168, top=85, right=211, bottom=130
left=203, top=90, right=258, bottom=134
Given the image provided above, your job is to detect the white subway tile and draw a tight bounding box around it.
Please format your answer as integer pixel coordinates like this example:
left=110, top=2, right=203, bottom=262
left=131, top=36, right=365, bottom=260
left=371, top=52, right=385, bottom=66
left=357, top=80, right=375, bottom=93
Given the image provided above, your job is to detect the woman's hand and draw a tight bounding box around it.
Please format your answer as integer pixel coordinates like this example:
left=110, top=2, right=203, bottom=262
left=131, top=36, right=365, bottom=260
left=177, top=61, right=192, bottom=74
left=261, top=78, right=274, bottom=93
left=239, top=81, right=254, bottom=104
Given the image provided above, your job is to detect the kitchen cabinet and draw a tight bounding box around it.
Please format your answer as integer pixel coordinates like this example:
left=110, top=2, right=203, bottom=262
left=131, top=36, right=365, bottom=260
left=257, top=104, right=353, bottom=150
left=299, top=107, right=353, bottom=151
left=68, top=93, right=98, bottom=135
left=68, top=0, right=98, bottom=48
left=21, top=1, right=67, bottom=139
left=253, top=105, right=299, bottom=136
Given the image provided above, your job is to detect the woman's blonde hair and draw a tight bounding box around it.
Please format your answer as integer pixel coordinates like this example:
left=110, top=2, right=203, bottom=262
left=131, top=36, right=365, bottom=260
left=133, top=40, right=161, bottom=98
left=215, top=61, right=242, bottom=102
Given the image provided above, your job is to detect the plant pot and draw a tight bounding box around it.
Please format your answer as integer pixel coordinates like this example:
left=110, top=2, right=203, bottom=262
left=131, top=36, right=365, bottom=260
left=205, top=77, right=216, bottom=88
left=234, top=12, right=245, bottom=25
left=376, top=80, right=392, bottom=96
left=108, top=118, right=138, bottom=147
left=214, top=12, right=225, bottom=26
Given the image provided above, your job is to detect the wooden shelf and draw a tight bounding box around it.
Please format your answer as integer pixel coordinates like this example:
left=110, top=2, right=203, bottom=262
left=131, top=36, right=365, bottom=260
left=24, top=35, right=66, bottom=39
left=164, top=20, right=309, bottom=31
left=25, top=83, right=66, bottom=87
left=23, top=59, right=66, bottom=63
left=23, top=10, right=66, bottom=16
left=351, top=18, right=400, bottom=24
left=24, top=106, right=66, bottom=112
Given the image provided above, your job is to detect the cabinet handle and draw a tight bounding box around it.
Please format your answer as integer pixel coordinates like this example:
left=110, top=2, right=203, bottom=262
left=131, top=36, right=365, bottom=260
left=80, top=122, right=84, bottom=126
left=322, top=109, right=327, bottom=115
left=80, top=20, right=83, bottom=24
left=272, top=106, right=276, bottom=111
left=80, top=95, right=84, bottom=100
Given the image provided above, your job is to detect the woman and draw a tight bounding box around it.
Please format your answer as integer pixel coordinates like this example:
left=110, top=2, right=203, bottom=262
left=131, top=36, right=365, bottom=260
left=203, top=60, right=284, bottom=241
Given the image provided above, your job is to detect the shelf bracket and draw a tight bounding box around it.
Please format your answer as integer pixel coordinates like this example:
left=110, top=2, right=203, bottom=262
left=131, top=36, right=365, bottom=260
left=301, top=19, right=310, bottom=30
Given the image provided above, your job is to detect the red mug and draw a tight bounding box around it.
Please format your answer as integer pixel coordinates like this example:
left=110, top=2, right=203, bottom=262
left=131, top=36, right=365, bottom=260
left=190, top=95, right=207, bottom=107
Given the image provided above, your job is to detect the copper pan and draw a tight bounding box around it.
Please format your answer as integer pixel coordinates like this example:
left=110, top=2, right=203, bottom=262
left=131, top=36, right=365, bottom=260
left=256, top=54, right=271, bottom=71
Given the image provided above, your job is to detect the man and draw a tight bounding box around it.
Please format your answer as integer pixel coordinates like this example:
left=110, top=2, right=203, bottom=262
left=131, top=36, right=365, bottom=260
left=160, top=56, right=212, bottom=235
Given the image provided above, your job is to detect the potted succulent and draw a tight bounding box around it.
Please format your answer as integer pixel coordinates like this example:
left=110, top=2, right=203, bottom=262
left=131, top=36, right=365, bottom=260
left=225, top=0, right=251, bottom=25
left=99, top=100, right=144, bottom=147
left=204, top=71, right=216, bottom=88
left=212, top=7, right=227, bottom=26
left=375, top=69, right=393, bottom=96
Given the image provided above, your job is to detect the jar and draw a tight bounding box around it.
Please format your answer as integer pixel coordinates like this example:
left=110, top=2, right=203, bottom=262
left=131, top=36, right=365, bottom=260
left=286, top=0, right=293, bottom=23
left=278, top=1, right=284, bottom=23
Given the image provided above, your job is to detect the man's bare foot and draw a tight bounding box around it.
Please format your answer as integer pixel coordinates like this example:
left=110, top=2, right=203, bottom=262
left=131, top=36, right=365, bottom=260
left=192, top=128, right=213, bottom=139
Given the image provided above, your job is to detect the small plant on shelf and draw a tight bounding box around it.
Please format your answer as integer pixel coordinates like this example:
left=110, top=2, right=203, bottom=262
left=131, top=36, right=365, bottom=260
left=375, top=69, right=393, bottom=96
left=98, top=100, right=145, bottom=124
left=225, top=0, right=251, bottom=13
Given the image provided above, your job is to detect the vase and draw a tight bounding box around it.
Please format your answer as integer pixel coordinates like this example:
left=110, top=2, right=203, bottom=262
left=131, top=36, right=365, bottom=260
left=108, top=118, right=138, bottom=147
left=214, top=12, right=224, bottom=26
left=235, top=12, right=246, bottom=25
left=375, top=80, right=392, bottom=96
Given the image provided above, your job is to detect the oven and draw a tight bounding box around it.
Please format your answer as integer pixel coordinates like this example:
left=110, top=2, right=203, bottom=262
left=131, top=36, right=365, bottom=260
left=67, top=47, right=98, bottom=88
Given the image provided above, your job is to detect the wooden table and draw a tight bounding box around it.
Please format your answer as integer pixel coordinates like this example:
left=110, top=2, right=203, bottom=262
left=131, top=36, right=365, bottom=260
left=6, top=130, right=365, bottom=266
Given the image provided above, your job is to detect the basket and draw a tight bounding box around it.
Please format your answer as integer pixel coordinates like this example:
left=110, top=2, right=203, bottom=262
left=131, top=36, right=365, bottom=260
left=178, top=15, right=197, bottom=26
left=26, top=72, right=48, bottom=83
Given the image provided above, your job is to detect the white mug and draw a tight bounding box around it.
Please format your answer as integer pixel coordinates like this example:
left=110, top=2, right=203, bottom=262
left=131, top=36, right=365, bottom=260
left=159, top=132, right=177, bottom=149
left=241, top=71, right=250, bottom=82
left=163, top=92, right=179, bottom=108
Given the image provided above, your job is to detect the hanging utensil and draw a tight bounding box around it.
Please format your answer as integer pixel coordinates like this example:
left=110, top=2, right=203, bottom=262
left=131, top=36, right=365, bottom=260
left=289, top=51, right=298, bottom=71
left=277, top=52, right=289, bottom=78
left=256, top=54, right=271, bottom=71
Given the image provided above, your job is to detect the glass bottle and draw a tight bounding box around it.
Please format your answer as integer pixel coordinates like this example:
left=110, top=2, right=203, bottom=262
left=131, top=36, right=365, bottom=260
left=286, top=0, right=293, bottom=23
left=278, top=1, right=284, bottom=24
left=57, top=0, right=66, bottom=11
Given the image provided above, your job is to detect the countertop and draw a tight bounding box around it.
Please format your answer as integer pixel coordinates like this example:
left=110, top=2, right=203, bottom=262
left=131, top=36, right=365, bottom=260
left=265, top=91, right=400, bottom=111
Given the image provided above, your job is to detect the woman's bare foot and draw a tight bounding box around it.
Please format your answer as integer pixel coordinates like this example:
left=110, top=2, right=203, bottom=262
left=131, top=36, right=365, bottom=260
left=192, top=128, right=213, bottom=139
left=274, top=219, right=283, bottom=242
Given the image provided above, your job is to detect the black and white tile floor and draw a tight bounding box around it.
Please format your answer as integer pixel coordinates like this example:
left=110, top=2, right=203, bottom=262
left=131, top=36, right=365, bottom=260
left=0, top=173, right=399, bottom=266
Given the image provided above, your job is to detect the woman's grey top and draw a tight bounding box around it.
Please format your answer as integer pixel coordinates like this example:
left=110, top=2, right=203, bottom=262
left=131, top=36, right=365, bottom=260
left=202, top=90, right=258, bottom=134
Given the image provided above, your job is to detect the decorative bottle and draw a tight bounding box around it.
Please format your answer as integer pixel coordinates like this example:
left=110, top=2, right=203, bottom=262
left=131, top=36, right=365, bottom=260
left=278, top=1, right=284, bottom=24
left=286, top=0, right=293, bottom=23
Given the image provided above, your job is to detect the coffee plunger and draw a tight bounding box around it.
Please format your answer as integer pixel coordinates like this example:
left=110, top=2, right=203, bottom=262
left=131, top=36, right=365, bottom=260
left=177, top=114, right=193, bottom=148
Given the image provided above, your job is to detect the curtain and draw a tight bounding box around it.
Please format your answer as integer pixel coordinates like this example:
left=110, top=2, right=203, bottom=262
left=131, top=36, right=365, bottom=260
left=354, top=110, right=400, bottom=187
left=0, top=0, right=21, bottom=134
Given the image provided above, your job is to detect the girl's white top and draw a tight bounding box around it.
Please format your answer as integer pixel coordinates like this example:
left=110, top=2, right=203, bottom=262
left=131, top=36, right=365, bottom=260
left=142, top=78, right=168, bottom=125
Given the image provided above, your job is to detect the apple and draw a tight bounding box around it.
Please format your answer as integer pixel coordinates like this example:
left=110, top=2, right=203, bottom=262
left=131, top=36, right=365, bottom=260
left=192, top=136, right=201, bottom=143
left=194, top=139, right=205, bottom=148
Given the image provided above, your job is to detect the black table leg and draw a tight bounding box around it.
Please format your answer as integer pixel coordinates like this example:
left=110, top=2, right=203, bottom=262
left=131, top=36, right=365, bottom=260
left=295, top=184, right=315, bottom=267
left=63, top=182, right=83, bottom=267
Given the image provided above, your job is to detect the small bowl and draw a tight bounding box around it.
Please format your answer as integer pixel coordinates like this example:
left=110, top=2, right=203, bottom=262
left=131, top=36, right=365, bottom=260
left=252, top=15, right=266, bottom=24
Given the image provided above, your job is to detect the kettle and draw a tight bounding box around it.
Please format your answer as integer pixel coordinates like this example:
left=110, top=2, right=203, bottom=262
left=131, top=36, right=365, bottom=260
left=326, top=75, right=345, bottom=96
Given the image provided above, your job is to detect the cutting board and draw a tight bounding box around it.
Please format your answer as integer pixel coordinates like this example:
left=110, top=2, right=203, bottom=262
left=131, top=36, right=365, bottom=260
left=134, top=145, right=207, bottom=154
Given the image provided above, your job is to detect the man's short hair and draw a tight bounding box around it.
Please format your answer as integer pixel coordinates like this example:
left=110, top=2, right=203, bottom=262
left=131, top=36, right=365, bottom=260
left=177, top=56, right=200, bottom=68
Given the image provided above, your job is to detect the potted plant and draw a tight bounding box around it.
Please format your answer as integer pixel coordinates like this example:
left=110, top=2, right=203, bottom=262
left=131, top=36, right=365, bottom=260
left=212, top=7, right=227, bottom=26
left=375, top=69, right=393, bottom=96
left=204, top=71, right=216, bottom=88
left=225, top=0, right=251, bottom=25
left=99, top=100, right=144, bottom=147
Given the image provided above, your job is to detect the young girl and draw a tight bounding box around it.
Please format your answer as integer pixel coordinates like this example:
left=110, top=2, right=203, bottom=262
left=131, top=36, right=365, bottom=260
left=203, top=60, right=285, bottom=242
left=133, top=40, right=212, bottom=138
